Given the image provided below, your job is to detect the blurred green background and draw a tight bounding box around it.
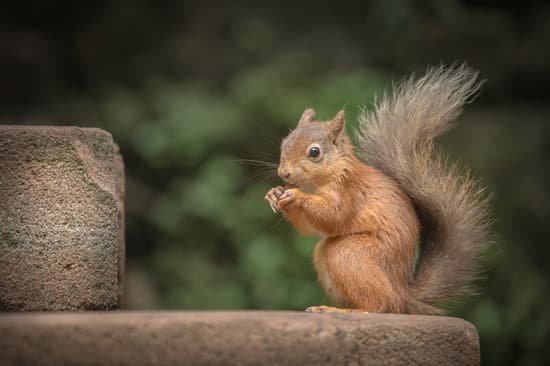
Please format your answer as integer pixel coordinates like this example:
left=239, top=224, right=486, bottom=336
left=1, top=1, right=550, bottom=364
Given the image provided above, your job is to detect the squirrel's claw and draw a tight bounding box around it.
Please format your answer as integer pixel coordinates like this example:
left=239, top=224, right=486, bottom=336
left=265, top=195, right=277, bottom=213
left=265, top=186, right=285, bottom=213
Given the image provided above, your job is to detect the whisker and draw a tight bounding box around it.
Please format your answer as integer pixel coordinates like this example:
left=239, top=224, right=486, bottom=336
left=251, top=169, right=276, bottom=181
left=233, top=158, right=278, bottom=167
left=258, top=174, right=278, bottom=185
left=242, top=167, right=279, bottom=186
left=257, top=151, right=279, bottom=161
left=251, top=164, right=276, bottom=172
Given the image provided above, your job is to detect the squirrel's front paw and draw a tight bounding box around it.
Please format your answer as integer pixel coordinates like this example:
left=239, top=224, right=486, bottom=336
left=278, top=188, right=302, bottom=211
left=265, top=186, right=285, bottom=212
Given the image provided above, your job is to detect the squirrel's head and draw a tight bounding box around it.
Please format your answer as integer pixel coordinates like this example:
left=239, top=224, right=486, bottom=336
left=278, top=108, right=353, bottom=190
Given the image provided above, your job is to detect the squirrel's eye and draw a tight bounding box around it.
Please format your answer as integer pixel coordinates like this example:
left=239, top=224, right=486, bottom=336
left=308, top=145, right=321, bottom=159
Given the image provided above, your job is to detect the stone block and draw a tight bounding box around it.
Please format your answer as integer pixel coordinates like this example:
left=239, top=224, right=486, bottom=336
left=0, top=126, right=124, bottom=310
left=0, top=311, right=480, bottom=365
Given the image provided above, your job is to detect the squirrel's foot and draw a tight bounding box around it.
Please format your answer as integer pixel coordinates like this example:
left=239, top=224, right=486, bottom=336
left=305, top=305, right=369, bottom=313
left=265, top=186, right=285, bottom=212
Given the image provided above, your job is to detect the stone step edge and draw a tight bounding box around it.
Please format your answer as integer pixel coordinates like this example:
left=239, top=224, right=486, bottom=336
left=0, top=310, right=480, bottom=366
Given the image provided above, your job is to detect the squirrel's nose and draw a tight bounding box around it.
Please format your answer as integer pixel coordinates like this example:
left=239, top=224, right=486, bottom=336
left=278, top=167, right=291, bottom=180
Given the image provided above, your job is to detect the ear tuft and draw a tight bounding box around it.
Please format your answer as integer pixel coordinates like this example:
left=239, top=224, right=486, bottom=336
left=298, top=108, right=316, bottom=126
left=330, top=109, right=345, bottom=138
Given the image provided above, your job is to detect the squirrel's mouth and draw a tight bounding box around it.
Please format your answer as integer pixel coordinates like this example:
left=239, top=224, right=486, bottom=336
left=283, top=178, right=316, bottom=194
left=280, top=175, right=298, bottom=186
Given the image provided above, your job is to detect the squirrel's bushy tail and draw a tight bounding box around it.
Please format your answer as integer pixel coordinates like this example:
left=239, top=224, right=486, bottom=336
left=356, top=65, right=491, bottom=314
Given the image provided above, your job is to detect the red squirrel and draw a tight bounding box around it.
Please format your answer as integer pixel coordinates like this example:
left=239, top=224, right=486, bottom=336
left=265, top=65, right=491, bottom=314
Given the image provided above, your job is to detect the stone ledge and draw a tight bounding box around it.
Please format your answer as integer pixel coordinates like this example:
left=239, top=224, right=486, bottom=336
left=0, top=311, right=479, bottom=366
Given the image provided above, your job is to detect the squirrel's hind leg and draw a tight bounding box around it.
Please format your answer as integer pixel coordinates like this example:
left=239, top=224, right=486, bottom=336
left=314, top=235, right=409, bottom=314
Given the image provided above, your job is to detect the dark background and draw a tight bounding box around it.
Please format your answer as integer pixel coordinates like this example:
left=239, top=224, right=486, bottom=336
left=2, top=1, right=550, bottom=364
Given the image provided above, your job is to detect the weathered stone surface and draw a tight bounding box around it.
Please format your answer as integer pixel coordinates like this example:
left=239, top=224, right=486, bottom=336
left=0, top=126, right=124, bottom=311
left=0, top=311, right=479, bottom=365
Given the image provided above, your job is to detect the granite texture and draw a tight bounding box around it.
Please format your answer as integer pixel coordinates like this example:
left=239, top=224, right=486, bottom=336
left=0, top=311, right=479, bottom=365
left=0, top=125, right=124, bottom=311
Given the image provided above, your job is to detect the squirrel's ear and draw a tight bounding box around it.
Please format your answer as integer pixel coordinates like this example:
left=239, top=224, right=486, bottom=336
left=298, top=108, right=316, bottom=126
left=329, top=109, right=345, bottom=140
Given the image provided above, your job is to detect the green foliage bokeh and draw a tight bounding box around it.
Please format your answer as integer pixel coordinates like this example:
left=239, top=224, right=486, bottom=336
left=98, top=61, right=388, bottom=310
left=3, top=1, right=550, bottom=365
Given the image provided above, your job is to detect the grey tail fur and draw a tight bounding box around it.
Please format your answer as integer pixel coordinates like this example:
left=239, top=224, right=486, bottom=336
left=356, top=64, right=491, bottom=314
